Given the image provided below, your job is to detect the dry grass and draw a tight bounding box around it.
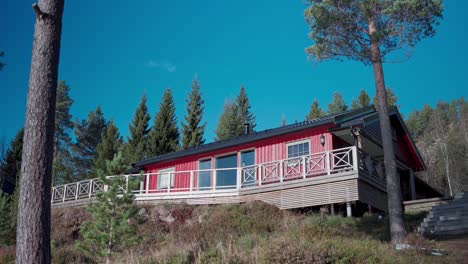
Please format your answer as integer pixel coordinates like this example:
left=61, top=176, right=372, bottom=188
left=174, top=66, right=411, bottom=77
left=0, top=202, right=465, bottom=264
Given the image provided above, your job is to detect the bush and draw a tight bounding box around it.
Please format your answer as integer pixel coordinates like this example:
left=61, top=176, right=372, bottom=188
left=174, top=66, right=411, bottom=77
left=263, top=238, right=331, bottom=264
left=52, top=245, right=97, bottom=264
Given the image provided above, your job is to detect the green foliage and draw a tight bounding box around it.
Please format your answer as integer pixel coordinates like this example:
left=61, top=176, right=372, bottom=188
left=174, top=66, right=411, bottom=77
left=181, top=77, right=206, bottom=149
left=215, top=101, right=241, bottom=141
left=304, top=0, right=443, bottom=64
left=72, top=106, right=108, bottom=180
left=93, top=120, right=122, bottom=176
left=148, top=88, right=180, bottom=157
left=406, top=97, right=468, bottom=194
left=76, top=152, right=139, bottom=261
left=53, top=80, right=75, bottom=185
left=351, top=89, right=371, bottom=109
left=327, top=92, right=348, bottom=114
left=306, top=99, right=326, bottom=120
left=0, top=128, right=23, bottom=194
left=0, top=193, right=15, bottom=246
left=124, top=94, right=151, bottom=164
left=373, top=87, right=399, bottom=109
left=215, top=86, right=256, bottom=141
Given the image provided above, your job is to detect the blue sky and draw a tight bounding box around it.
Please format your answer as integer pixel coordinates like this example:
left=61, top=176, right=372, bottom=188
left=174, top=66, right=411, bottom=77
left=1, top=0, right=467, bottom=144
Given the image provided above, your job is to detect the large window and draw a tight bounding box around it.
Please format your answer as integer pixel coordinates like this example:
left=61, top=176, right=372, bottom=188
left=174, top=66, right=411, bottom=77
left=198, top=159, right=212, bottom=189
left=216, top=154, right=237, bottom=188
left=158, top=167, right=175, bottom=189
left=287, top=140, right=310, bottom=159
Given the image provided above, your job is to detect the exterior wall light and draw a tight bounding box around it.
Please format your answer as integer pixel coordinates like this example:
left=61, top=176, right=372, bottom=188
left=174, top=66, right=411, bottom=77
left=320, top=134, right=325, bottom=147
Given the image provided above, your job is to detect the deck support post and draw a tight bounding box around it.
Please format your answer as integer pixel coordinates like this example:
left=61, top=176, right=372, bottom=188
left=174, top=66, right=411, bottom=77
left=410, top=169, right=416, bottom=200
left=346, top=202, right=352, bottom=217
left=330, top=204, right=335, bottom=215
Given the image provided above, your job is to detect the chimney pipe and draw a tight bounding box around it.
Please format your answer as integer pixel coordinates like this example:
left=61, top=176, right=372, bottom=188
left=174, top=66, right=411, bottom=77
left=244, top=123, right=250, bottom=135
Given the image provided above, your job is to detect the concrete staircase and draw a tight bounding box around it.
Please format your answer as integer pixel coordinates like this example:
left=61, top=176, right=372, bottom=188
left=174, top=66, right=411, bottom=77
left=419, top=192, right=468, bottom=237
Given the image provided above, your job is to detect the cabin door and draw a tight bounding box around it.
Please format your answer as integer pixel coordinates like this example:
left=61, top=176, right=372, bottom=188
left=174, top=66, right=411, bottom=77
left=215, top=153, right=237, bottom=189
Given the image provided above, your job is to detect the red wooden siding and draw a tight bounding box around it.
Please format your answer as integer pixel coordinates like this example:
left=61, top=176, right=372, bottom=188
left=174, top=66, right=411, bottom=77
left=144, top=124, right=335, bottom=190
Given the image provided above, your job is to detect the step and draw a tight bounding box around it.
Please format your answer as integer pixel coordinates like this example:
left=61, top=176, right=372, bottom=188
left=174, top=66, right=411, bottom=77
left=421, top=224, right=468, bottom=232
left=429, top=206, right=468, bottom=215
left=421, top=219, right=468, bottom=229
left=421, top=227, right=468, bottom=237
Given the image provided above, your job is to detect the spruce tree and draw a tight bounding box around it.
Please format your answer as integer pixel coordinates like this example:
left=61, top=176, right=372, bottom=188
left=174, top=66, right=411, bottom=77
left=181, top=77, right=206, bottom=149
left=52, top=80, right=74, bottom=185
left=0, top=193, right=15, bottom=246
left=215, top=101, right=240, bottom=141
left=351, top=89, right=371, bottom=110
left=327, top=92, right=348, bottom=114
left=76, top=151, right=139, bottom=264
left=236, top=85, right=256, bottom=132
left=124, top=94, right=150, bottom=163
left=148, top=89, right=179, bottom=156
left=306, top=99, right=325, bottom=120
left=93, top=120, right=122, bottom=176
left=0, top=129, right=24, bottom=194
left=72, top=106, right=108, bottom=179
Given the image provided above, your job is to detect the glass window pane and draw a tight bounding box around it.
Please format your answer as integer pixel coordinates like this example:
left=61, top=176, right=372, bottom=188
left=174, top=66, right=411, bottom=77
left=216, top=154, right=237, bottom=188
left=199, top=159, right=211, bottom=188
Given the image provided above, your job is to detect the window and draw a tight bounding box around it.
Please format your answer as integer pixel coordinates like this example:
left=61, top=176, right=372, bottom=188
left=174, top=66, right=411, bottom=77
left=198, top=159, right=211, bottom=189
left=287, top=140, right=310, bottom=159
left=216, top=154, right=237, bottom=188
left=158, top=167, right=175, bottom=189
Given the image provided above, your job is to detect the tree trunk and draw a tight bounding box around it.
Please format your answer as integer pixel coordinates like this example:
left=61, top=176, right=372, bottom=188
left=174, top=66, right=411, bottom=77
left=369, top=18, right=406, bottom=244
left=16, top=1, right=64, bottom=263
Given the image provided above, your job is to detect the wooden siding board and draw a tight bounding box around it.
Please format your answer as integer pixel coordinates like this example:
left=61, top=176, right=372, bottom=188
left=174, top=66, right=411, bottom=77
left=358, top=180, right=388, bottom=211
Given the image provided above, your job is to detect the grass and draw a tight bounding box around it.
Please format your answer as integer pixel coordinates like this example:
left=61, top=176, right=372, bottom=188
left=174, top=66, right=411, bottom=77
left=0, top=202, right=465, bottom=263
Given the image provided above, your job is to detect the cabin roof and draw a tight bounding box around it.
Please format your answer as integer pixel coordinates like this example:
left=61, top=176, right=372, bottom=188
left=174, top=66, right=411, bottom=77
left=131, top=106, right=375, bottom=170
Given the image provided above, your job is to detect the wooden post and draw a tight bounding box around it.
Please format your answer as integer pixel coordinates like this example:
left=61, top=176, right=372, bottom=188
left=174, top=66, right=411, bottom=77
left=326, top=151, right=331, bottom=175
left=346, top=202, right=352, bottom=217
left=75, top=182, right=79, bottom=200
left=410, top=169, right=416, bottom=200
left=279, top=160, right=284, bottom=182
left=237, top=167, right=242, bottom=190
left=302, top=156, right=307, bottom=179
left=258, top=165, right=262, bottom=186
left=145, top=173, right=150, bottom=195
left=62, top=185, right=66, bottom=203
left=89, top=180, right=93, bottom=198
left=213, top=169, right=217, bottom=191
left=352, top=146, right=358, bottom=172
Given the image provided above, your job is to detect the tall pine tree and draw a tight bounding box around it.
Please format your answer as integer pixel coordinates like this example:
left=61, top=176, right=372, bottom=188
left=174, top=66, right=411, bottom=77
left=0, top=129, right=23, bottom=194
left=148, top=89, right=179, bottom=156
left=181, top=77, right=206, bottom=149
left=306, top=99, right=325, bottom=120
left=72, top=106, right=107, bottom=180
left=327, top=92, right=348, bottom=114
left=236, top=85, right=256, bottom=132
left=215, top=101, right=240, bottom=141
left=351, top=89, right=371, bottom=110
left=124, top=94, right=151, bottom=163
left=52, top=80, right=74, bottom=185
left=93, top=120, right=122, bottom=176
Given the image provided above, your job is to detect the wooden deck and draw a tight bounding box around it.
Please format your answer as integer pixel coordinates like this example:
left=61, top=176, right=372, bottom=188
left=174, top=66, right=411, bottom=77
left=51, top=146, right=390, bottom=211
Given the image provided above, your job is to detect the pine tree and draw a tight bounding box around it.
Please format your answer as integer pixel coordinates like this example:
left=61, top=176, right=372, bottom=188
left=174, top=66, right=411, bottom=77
left=215, top=101, right=240, bottom=141
left=76, top=151, right=139, bottom=264
left=351, top=89, right=371, bottom=110
left=306, top=99, right=325, bottom=120
left=72, top=106, right=108, bottom=179
left=124, top=94, right=151, bottom=163
left=93, top=120, right=122, bottom=176
left=373, top=87, right=399, bottom=110
left=52, top=80, right=74, bottom=185
left=236, top=85, right=256, bottom=132
left=0, top=129, right=24, bottom=194
left=304, top=0, right=442, bottom=243
left=148, top=89, right=180, bottom=156
left=17, top=0, right=65, bottom=261
left=327, top=92, right=348, bottom=114
left=181, top=77, right=206, bottom=149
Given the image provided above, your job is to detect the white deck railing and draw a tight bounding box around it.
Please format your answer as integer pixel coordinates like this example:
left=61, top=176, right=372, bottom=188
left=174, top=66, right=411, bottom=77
left=51, top=146, right=385, bottom=204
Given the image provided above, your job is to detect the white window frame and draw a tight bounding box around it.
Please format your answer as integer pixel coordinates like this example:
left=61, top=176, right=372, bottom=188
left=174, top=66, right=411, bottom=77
left=158, top=167, right=175, bottom=189
left=286, top=139, right=311, bottom=159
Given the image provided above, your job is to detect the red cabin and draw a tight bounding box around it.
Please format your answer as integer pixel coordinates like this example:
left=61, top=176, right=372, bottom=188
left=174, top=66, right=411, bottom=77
left=51, top=106, right=440, bottom=215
